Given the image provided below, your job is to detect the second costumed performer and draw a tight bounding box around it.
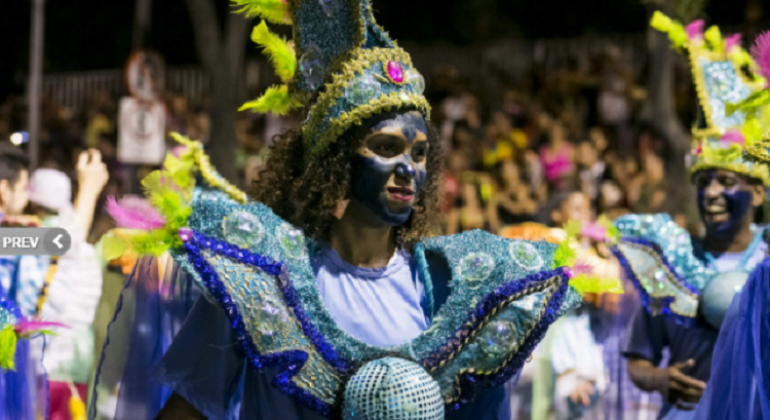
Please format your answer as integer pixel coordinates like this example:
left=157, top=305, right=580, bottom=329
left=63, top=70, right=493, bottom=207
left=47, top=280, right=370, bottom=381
left=612, top=13, right=770, bottom=420
left=89, top=1, right=615, bottom=420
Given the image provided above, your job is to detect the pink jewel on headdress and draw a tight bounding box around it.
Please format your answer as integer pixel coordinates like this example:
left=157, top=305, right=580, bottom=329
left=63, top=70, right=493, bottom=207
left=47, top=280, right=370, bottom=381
left=178, top=227, right=193, bottom=242
left=694, top=145, right=703, bottom=156
left=721, top=129, right=746, bottom=145
left=725, top=34, right=742, bottom=53
left=387, top=61, right=404, bottom=83
left=686, top=20, right=704, bottom=41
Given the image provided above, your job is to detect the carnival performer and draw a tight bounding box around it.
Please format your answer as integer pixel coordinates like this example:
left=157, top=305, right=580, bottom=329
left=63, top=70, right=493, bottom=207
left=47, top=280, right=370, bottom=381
left=691, top=29, right=770, bottom=420
left=0, top=142, right=65, bottom=420
left=611, top=13, right=770, bottom=420
left=88, top=1, right=617, bottom=420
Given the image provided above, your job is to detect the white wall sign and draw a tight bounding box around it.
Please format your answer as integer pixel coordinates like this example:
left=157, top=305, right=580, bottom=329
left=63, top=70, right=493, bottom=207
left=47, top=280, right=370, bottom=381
left=117, top=97, right=166, bottom=164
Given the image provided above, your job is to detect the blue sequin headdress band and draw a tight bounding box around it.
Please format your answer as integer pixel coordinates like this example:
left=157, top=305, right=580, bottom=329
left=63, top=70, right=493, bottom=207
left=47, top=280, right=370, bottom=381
left=234, top=0, right=430, bottom=160
left=652, top=12, right=770, bottom=186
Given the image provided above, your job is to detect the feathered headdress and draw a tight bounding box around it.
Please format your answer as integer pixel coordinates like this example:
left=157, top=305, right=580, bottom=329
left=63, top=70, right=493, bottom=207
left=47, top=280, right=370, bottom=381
left=234, top=0, right=430, bottom=160
left=652, top=12, right=770, bottom=185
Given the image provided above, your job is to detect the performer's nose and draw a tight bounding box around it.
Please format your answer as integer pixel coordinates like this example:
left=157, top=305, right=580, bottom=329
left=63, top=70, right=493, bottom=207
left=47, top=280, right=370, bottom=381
left=395, top=162, right=416, bottom=179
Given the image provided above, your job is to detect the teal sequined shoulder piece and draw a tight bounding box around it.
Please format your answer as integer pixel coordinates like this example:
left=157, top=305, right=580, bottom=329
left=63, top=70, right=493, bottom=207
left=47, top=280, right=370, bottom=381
left=171, top=188, right=578, bottom=413
left=611, top=214, right=708, bottom=324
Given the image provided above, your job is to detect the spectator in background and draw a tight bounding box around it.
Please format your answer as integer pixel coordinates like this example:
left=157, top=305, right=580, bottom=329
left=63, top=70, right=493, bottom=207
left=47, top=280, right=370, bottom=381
left=578, top=140, right=606, bottom=206
left=446, top=174, right=487, bottom=235
left=627, top=152, right=666, bottom=214
left=489, top=159, right=537, bottom=232
left=28, top=150, right=109, bottom=420
left=540, top=119, right=575, bottom=191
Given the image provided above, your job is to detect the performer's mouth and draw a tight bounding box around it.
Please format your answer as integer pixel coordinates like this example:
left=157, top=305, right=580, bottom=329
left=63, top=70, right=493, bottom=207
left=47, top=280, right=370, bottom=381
left=387, top=187, right=414, bottom=202
left=704, top=205, right=728, bottom=222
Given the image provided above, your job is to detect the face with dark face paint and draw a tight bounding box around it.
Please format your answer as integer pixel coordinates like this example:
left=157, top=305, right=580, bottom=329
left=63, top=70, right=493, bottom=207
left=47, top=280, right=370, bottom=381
left=350, top=111, right=429, bottom=226
left=694, top=169, right=764, bottom=237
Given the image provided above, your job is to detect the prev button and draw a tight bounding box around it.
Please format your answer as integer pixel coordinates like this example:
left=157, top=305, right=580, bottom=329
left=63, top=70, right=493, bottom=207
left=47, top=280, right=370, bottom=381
left=0, top=228, right=72, bottom=256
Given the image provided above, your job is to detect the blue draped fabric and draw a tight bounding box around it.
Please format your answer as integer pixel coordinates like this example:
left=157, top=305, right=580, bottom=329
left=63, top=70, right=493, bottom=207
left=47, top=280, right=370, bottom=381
left=89, top=257, right=199, bottom=420
left=695, top=258, right=770, bottom=420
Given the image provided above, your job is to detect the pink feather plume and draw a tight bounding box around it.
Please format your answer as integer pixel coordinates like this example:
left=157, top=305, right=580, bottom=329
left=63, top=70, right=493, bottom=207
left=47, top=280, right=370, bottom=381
left=14, top=320, right=67, bottom=335
left=106, top=195, right=165, bottom=230
left=721, top=129, right=747, bottom=145
left=686, top=20, right=705, bottom=41
left=725, top=34, right=742, bottom=53
left=573, top=260, right=595, bottom=276
left=581, top=222, right=608, bottom=242
left=751, top=31, right=770, bottom=85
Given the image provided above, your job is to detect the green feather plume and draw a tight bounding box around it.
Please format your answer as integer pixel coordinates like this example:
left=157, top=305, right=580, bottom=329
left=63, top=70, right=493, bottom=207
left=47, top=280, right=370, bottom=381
left=251, top=21, right=297, bottom=82
left=240, top=85, right=302, bottom=115
left=553, top=220, right=581, bottom=268
left=0, top=325, right=17, bottom=371
left=232, top=0, right=292, bottom=25
left=124, top=170, right=192, bottom=256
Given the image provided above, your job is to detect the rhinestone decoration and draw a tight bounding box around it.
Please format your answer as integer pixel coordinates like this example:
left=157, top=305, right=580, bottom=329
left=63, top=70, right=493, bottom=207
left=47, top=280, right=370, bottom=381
left=479, top=321, right=516, bottom=358
left=178, top=227, right=193, bottom=242
left=277, top=224, right=307, bottom=260
left=257, top=297, right=291, bottom=347
left=343, top=358, right=444, bottom=420
left=300, top=46, right=326, bottom=90
left=509, top=241, right=544, bottom=270
left=386, top=60, right=405, bottom=84
left=222, top=211, right=265, bottom=248
left=318, top=0, right=340, bottom=17
left=345, top=74, right=382, bottom=106
left=460, top=252, right=495, bottom=283
left=407, top=68, right=425, bottom=94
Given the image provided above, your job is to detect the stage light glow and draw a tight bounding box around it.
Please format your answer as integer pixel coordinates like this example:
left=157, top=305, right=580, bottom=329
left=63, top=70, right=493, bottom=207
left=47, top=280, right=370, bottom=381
left=10, top=133, right=23, bottom=146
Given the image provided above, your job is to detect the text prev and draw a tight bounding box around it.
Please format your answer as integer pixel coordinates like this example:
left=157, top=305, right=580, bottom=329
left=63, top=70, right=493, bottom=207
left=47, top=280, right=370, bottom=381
left=0, top=228, right=72, bottom=256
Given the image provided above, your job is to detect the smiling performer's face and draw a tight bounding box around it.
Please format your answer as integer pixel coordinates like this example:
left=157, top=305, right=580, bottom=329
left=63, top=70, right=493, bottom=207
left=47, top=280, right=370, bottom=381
left=350, top=111, right=429, bottom=226
left=694, top=169, right=765, bottom=237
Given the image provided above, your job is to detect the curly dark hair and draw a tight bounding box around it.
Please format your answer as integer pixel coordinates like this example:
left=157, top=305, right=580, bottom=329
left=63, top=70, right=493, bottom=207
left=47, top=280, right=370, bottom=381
left=251, top=110, right=444, bottom=250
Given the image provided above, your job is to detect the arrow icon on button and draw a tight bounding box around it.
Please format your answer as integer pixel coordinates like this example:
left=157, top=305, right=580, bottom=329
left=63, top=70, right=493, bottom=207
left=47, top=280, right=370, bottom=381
left=52, top=234, right=64, bottom=249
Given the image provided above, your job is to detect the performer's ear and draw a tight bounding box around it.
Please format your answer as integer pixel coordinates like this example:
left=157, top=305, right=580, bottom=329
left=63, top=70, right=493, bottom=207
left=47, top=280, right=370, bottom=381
left=335, top=200, right=350, bottom=220
left=750, top=184, right=766, bottom=208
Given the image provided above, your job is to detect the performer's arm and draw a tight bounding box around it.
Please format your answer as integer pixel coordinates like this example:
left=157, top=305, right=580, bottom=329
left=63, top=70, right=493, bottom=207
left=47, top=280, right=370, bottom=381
left=155, top=393, right=206, bottom=420
left=73, top=149, right=109, bottom=238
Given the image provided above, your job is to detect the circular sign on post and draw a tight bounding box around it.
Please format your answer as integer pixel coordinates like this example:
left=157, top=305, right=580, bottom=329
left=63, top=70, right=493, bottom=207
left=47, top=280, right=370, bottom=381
left=126, top=50, right=165, bottom=102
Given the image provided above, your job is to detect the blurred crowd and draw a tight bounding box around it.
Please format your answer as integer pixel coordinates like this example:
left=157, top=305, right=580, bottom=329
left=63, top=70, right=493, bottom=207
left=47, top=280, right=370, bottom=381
left=0, top=49, right=695, bottom=246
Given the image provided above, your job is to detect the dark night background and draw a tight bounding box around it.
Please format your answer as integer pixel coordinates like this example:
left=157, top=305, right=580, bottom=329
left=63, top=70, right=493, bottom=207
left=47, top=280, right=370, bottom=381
left=0, top=0, right=757, bottom=100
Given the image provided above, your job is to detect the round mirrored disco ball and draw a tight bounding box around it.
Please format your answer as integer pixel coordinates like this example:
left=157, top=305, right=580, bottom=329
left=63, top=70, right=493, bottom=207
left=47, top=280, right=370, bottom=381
left=343, top=357, right=444, bottom=420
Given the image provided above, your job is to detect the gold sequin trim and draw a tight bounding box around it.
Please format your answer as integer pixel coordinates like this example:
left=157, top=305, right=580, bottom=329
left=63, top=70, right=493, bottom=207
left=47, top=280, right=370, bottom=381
left=171, top=134, right=250, bottom=204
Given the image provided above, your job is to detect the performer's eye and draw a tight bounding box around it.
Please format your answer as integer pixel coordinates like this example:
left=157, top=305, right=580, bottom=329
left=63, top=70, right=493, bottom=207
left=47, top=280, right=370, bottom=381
left=368, top=136, right=405, bottom=158
left=412, top=145, right=427, bottom=162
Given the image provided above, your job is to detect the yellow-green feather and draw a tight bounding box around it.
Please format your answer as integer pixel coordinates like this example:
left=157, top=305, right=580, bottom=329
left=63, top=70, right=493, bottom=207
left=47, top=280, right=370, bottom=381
left=240, top=85, right=302, bottom=115
left=251, top=21, right=297, bottom=82
left=570, top=275, right=624, bottom=295
left=232, top=0, right=291, bottom=25
left=0, top=325, right=17, bottom=371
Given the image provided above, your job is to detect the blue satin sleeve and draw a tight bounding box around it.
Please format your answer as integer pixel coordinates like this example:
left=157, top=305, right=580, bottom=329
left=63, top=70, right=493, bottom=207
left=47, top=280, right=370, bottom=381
left=156, top=295, right=245, bottom=419
left=693, top=259, right=770, bottom=420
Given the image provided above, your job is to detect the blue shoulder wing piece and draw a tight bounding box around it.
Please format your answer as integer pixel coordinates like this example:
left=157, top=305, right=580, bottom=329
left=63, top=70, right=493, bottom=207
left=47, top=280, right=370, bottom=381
left=610, top=214, right=708, bottom=326
left=409, top=230, right=582, bottom=411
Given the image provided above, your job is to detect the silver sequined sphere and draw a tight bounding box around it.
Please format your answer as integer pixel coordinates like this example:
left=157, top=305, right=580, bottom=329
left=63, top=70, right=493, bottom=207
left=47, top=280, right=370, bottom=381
left=700, top=271, right=748, bottom=329
left=343, top=358, right=444, bottom=420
